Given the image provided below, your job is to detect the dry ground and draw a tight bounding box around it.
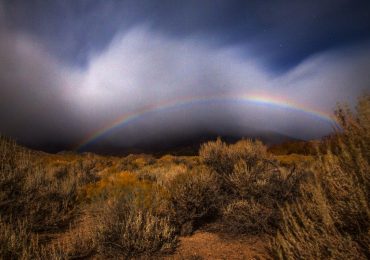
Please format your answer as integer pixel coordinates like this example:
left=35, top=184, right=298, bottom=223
left=166, top=231, right=269, bottom=260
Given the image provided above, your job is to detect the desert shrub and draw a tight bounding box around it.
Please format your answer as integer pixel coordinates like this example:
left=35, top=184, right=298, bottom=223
left=0, top=136, right=101, bottom=259
left=83, top=171, right=156, bottom=203
left=117, top=154, right=156, bottom=172
left=44, top=221, right=97, bottom=259
left=0, top=136, right=95, bottom=230
left=0, top=136, right=29, bottom=216
left=318, top=95, right=370, bottom=255
left=92, top=197, right=176, bottom=257
left=270, top=94, right=370, bottom=259
left=81, top=172, right=177, bottom=257
left=222, top=161, right=312, bottom=234
left=274, top=154, right=314, bottom=166
left=77, top=171, right=177, bottom=257
left=135, top=162, right=189, bottom=186
left=199, top=138, right=270, bottom=178
left=222, top=200, right=274, bottom=234
left=225, top=160, right=278, bottom=229
left=20, top=166, right=91, bottom=231
left=319, top=153, right=369, bottom=234
left=199, top=137, right=314, bottom=235
left=270, top=182, right=364, bottom=259
left=0, top=217, right=37, bottom=259
left=228, top=160, right=278, bottom=200
left=199, top=138, right=275, bottom=203
left=268, top=140, right=318, bottom=155
left=0, top=216, right=63, bottom=260
left=165, top=167, right=220, bottom=235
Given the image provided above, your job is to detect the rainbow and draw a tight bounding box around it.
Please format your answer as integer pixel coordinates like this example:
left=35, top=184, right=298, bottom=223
left=74, top=94, right=336, bottom=151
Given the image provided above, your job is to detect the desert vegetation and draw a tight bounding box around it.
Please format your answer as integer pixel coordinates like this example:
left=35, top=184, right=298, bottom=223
left=0, top=94, right=369, bottom=259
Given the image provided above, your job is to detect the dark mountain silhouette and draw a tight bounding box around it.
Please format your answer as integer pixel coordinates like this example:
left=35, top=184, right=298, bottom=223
left=82, top=130, right=299, bottom=156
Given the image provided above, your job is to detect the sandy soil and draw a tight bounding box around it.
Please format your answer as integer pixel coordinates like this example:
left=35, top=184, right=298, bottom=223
left=165, top=230, right=270, bottom=260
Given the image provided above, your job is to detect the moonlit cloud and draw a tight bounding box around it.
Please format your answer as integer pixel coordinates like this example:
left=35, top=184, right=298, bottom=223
left=70, top=27, right=369, bottom=142
left=0, top=1, right=369, bottom=151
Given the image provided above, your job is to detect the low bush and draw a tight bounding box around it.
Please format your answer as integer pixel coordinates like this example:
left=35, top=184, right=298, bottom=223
left=0, top=218, right=37, bottom=259
left=79, top=171, right=177, bottom=257
left=222, top=200, right=274, bottom=234
left=199, top=138, right=270, bottom=178
left=165, top=167, right=220, bottom=235
left=92, top=196, right=176, bottom=257
left=270, top=182, right=364, bottom=259
left=222, top=161, right=312, bottom=235
left=0, top=136, right=100, bottom=258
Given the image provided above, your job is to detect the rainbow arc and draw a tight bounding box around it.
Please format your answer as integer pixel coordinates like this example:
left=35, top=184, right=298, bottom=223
left=74, top=94, right=335, bottom=151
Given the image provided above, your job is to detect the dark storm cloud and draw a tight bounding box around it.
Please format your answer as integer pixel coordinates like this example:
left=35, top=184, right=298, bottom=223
left=0, top=0, right=369, bottom=150
left=0, top=27, right=81, bottom=146
left=3, top=0, right=370, bottom=68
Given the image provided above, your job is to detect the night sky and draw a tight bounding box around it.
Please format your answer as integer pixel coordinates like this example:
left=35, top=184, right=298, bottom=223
left=0, top=0, right=369, bottom=152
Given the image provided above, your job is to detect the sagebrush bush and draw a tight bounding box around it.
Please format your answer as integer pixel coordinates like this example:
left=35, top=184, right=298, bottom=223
left=222, top=199, right=274, bottom=234
left=93, top=199, right=176, bottom=257
left=0, top=218, right=37, bottom=260
left=270, top=94, right=370, bottom=259
left=228, top=160, right=277, bottom=200
left=199, top=137, right=313, bottom=235
left=199, top=138, right=270, bottom=178
left=77, top=171, right=177, bottom=257
left=165, top=167, right=220, bottom=235
left=222, top=161, right=312, bottom=235
left=0, top=136, right=100, bottom=258
left=270, top=182, right=364, bottom=259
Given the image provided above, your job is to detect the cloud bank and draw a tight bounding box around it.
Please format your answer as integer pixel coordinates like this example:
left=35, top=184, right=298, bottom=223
left=0, top=25, right=369, bottom=150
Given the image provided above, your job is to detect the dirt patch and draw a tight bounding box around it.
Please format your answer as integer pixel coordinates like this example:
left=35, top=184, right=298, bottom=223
left=165, top=231, right=269, bottom=260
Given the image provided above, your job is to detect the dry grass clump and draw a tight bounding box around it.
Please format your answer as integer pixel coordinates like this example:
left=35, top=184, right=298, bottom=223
left=165, top=167, right=220, bottom=235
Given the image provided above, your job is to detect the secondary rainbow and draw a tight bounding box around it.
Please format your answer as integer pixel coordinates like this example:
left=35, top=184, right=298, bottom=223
left=74, top=94, right=336, bottom=151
